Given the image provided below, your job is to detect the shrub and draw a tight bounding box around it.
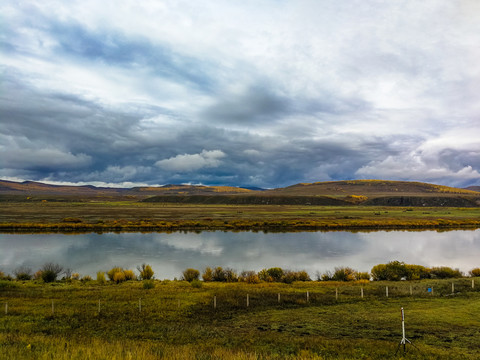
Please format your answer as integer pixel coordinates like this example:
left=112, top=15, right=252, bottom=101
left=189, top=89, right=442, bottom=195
left=371, top=261, right=408, bottom=281
left=40, top=262, right=63, bottom=283
left=212, top=267, right=227, bottom=282
left=14, top=266, right=33, bottom=281
left=470, top=268, right=480, bottom=277
left=137, top=264, right=154, bottom=280
left=183, top=268, right=200, bottom=282
left=405, top=264, right=430, bottom=280
left=430, top=266, right=463, bottom=279
left=123, top=269, right=136, bottom=281
left=107, top=267, right=123, bottom=281
left=202, top=267, right=213, bottom=282
left=224, top=268, right=238, bottom=282
left=258, top=269, right=273, bottom=282
left=113, top=271, right=126, bottom=283
left=356, top=272, right=371, bottom=281
left=295, top=270, right=311, bottom=282
left=96, top=271, right=106, bottom=284
left=72, top=273, right=80, bottom=280
left=239, top=271, right=260, bottom=284
left=81, top=275, right=92, bottom=282
left=33, top=270, right=43, bottom=281
left=332, top=267, right=356, bottom=282
left=143, top=280, right=155, bottom=289
left=266, top=267, right=284, bottom=282
left=319, top=270, right=333, bottom=281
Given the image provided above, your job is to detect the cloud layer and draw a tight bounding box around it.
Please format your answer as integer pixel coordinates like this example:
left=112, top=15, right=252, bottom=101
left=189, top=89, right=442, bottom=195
left=1, top=0, right=480, bottom=188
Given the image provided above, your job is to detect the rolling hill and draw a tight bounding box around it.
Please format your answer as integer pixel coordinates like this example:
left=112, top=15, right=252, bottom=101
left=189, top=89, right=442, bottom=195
left=1, top=179, right=479, bottom=206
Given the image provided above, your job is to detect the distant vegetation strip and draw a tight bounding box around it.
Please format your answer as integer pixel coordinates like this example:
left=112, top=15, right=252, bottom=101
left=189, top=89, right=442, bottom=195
left=2, top=216, right=480, bottom=232
left=141, top=195, right=350, bottom=205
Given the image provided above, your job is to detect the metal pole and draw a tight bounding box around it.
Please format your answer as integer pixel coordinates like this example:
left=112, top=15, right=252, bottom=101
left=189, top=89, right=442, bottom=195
left=401, top=307, right=406, bottom=353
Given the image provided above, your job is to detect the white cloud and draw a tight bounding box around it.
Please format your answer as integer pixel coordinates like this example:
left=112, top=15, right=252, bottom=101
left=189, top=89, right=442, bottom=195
left=155, top=149, right=226, bottom=172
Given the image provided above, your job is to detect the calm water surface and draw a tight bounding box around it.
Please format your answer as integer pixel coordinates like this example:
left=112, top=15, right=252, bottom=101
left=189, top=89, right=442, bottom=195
left=1, top=230, right=480, bottom=279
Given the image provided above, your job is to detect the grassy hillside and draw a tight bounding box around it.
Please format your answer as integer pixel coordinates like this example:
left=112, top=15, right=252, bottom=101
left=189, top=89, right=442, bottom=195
left=265, top=180, right=480, bottom=196
left=1, top=179, right=479, bottom=207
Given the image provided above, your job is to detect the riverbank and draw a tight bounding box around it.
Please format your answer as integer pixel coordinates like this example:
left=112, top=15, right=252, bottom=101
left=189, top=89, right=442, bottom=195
left=1, top=279, right=480, bottom=359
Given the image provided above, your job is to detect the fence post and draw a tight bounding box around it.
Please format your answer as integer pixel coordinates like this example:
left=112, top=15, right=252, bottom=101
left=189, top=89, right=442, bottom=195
left=214, top=295, right=217, bottom=310
left=52, top=300, right=54, bottom=315
left=139, top=298, right=142, bottom=312
left=4, top=303, right=7, bottom=315
left=410, top=285, right=413, bottom=296
left=473, top=279, right=475, bottom=289
left=307, top=291, right=309, bottom=303
left=247, top=294, right=249, bottom=307
left=278, top=293, right=281, bottom=303
left=98, top=299, right=101, bottom=314
left=386, top=286, right=389, bottom=298
left=361, top=287, right=364, bottom=298
left=452, top=282, right=454, bottom=294
left=335, top=287, right=338, bottom=301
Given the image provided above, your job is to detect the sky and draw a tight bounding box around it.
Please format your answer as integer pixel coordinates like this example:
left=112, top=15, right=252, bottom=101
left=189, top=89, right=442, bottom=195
left=1, top=0, right=480, bottom=189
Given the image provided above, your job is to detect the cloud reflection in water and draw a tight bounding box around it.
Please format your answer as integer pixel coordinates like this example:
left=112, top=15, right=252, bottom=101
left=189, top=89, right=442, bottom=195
left=1, top=230, right=479, bottom=279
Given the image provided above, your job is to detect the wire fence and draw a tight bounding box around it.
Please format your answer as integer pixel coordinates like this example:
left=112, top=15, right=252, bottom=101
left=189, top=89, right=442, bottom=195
left=1, top=278, right=478, bottom=318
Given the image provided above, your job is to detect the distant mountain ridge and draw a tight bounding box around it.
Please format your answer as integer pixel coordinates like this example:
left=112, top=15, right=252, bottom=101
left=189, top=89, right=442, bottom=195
left=1, top=179, right=479, bottom=206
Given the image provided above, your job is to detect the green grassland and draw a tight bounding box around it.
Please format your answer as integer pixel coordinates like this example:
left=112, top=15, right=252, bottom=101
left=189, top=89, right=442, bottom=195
left=1, top=200, right=480, bottom=232
left=1, top=279, right=480, bottom=359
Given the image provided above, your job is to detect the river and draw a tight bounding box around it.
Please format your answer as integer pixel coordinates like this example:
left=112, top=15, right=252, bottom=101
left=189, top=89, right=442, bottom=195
left=1, top=230, right=479, bottom=279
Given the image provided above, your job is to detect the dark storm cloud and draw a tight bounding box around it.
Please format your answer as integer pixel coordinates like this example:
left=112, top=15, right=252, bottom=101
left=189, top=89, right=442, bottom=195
left=1, top=1, right=480, bottom=187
